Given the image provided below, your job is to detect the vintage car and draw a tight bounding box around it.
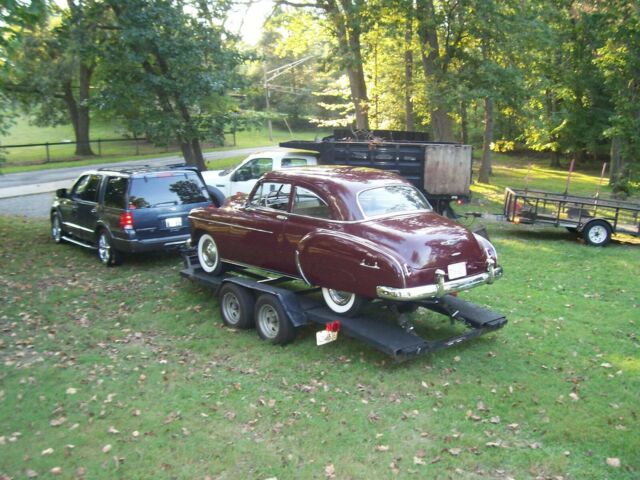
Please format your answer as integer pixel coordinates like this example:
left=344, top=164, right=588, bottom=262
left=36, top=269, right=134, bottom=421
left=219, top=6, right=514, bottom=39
left=188, top=166, right=502, bottom=316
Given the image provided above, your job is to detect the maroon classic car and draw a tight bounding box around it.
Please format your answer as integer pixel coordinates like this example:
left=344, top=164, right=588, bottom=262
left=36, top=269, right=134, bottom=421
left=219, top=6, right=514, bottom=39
left=188, top=166, right=502, bottom=316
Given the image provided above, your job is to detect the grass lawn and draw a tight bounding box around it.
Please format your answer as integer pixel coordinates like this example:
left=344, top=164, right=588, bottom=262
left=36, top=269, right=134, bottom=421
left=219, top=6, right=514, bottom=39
left=1, top=115, right=326, bottom=173
left=0, top=159, right=638, bottom=479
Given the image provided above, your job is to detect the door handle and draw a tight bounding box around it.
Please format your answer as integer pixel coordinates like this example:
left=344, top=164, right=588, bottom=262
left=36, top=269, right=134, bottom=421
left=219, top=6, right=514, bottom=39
left=276, top=215, right=288, bottom=221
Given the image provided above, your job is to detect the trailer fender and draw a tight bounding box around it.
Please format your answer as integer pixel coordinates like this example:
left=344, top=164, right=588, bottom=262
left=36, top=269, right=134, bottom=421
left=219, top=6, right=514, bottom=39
left=219, top=277, right=308, bottom=327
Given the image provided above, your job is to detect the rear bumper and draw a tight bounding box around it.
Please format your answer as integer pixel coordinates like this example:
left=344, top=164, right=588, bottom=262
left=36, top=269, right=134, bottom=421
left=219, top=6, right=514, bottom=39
left=113, top=233, right=190, bottom=253
left=377, top=262, right=503, bottom=301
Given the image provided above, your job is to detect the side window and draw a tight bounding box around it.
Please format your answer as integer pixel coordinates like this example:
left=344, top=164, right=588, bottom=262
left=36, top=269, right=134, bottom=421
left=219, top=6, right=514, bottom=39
left=73, top=174, right=101, bottom=202
left=249, top=182, right=291, bottom=210
left=234, top=158, right=273, bottom=181
left=104, top=176, right=128, bottom=209
left=281, top=157, right=311, bottom=168
left=292, top=186, right=332, bottom=219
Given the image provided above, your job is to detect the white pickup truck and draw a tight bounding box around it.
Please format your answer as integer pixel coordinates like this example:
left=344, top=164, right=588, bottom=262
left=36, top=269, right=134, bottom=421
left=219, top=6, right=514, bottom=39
left=201, top=149, right=318, bottom=205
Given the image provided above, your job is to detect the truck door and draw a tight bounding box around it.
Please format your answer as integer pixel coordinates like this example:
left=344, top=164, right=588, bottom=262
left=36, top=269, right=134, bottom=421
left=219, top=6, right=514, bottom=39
left=229, top=158, right=274, bottom=195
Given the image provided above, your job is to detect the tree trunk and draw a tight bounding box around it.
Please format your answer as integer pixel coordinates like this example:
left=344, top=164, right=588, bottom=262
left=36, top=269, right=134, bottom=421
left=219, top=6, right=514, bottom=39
left=609, top=135, right=623, bottom=184
left=191, top=138, right=206, bottom=171
left=478, top=97, right=493, bottom=184
left=404, top=12, right=415, bottom=131
left=180, top=141, right=194, bottom=165
left=460, top=101, right=468, bottom=144
left=551, top=151, right=561, bottom=168
left=327, top=0, right=369, bottom=130
left=75, top=64, right=94, bottom=156
left=416, top=0, right=455, bottom=142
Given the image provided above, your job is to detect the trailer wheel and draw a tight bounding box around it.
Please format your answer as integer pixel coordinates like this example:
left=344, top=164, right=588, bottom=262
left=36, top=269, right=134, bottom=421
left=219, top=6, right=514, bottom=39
left=321, top=288, right=366, bottom=317
left=218, top=283, right=254, bottom=329
left=197, top=233, right=225, bottom=274
left=255, top=294, right=296, bottom=345
left=583, top=220, right=612, bottom=247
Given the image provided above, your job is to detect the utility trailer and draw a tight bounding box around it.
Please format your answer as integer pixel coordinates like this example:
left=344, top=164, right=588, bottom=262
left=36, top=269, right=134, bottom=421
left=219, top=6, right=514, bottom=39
left=180, top=250, right=507, bottom=361
left=504, top=188, right=640, bottom=246
left=280, top=129, right=472, bottom=217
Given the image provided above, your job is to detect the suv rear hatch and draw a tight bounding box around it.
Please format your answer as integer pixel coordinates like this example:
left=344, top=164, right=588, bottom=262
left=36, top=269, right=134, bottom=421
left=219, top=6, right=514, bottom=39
left=128, top=171, right=211, bottom=239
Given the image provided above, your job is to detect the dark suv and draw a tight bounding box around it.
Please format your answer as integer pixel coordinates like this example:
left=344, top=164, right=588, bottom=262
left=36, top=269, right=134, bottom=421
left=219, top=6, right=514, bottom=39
left=50, top=165, right=213, bottom=265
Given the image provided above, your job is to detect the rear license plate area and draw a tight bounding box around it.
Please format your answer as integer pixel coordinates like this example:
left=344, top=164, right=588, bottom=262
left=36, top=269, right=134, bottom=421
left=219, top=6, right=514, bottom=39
left=165, top=217, right=182, bottom=228
left=447, top=262, right=467, bottom=280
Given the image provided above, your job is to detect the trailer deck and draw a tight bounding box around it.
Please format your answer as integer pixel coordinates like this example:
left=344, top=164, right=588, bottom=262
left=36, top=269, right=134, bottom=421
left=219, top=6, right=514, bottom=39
left=180, top=250, right=507, bottom=361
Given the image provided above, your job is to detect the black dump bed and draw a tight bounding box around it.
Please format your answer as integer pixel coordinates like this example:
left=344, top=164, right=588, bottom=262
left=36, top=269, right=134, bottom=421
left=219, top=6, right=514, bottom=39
left=280, top=130, right=472, bottom=214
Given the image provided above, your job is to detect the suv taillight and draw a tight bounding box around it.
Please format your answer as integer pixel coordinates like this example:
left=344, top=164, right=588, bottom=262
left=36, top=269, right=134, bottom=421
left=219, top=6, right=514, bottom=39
left=119, top=212, right=134, bottom=230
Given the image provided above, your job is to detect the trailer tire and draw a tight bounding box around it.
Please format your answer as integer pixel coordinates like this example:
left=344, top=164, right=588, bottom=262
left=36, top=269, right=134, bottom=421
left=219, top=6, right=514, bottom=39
left=255, top=294, right=296, bottom=345
left=218, top=283, right=254, bottom=329
left=583, top=220, right=612, bottom=247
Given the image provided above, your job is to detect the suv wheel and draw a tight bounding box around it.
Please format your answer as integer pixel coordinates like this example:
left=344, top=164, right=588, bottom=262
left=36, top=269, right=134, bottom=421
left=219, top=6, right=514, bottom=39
left=98, top=230, right=123, bottom=266
left=51, top=213, right=64, bottom=243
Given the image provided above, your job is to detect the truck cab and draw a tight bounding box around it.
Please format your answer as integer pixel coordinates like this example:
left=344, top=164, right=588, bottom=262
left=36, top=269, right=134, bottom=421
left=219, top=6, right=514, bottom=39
left=201, top=149, right=318, bottom=199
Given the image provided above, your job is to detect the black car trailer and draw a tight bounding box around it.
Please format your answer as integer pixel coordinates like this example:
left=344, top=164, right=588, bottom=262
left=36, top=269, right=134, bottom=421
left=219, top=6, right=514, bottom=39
left=180, top=250, right=507, bottom=362
left=504, top=187, right=640, bottom=246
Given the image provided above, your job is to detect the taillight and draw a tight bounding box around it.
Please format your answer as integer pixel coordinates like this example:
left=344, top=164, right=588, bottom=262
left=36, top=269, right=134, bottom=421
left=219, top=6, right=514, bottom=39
left=119, top=212, right=134, bottom=230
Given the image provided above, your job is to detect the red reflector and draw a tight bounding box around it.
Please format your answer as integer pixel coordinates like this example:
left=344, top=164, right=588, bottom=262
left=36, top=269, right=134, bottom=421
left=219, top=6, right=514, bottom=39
left=326, top=321, right=341, bottom=333
left=119, top=212, right=134, bottom=229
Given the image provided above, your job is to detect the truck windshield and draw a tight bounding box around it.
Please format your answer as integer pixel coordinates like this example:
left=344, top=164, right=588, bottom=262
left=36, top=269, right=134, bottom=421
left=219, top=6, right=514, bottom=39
left=358, top=185, right=432, bottom=218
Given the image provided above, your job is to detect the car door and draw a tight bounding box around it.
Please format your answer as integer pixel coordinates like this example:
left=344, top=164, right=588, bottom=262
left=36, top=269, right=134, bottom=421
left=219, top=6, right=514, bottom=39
left=281, top=185, right=336, bottom=274
left=228, top=158, right=274, bottom=195
left=224, top=181, right=292, bottom=273
left=74, top=174, right=103, bottom=242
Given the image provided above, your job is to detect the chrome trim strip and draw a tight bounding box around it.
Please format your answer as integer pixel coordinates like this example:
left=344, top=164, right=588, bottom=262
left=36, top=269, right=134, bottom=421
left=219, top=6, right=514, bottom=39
left=164, top=240, right=187, bottom=246
left=60, top=236, right=97, bottom=249
left=62, top=221, right=93, bottom=233
left=376, top=266, right=503, bottom=301
left=294, top=251, right=312, bottom=285
left=188, top=217, right=273, bottom=234
left=220, top=258, right=301, bottom=281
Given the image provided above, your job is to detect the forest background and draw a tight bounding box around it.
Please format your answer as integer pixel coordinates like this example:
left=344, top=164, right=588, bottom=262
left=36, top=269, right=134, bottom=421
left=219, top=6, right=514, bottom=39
left=1, top=0, right=638, bottom=191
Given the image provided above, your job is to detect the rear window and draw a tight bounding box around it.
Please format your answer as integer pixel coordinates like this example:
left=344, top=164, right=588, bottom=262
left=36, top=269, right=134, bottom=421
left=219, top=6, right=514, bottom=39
left=358, top=185, right=431, bottom=218
left=104, top=176, right=128, bottom=209
left=129, top=172, right=208, bottom=209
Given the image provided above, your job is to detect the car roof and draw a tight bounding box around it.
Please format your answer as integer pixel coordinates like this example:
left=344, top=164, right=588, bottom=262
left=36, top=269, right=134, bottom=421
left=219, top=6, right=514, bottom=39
left=262, top=166, right=413, bottom=221
left=91, top=164, right=199, bottom=176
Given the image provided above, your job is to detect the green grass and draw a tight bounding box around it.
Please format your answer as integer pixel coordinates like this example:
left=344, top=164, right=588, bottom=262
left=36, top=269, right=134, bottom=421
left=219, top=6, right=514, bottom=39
left=0, top=160, right=639, bottom=478
left=1, top=114, right=326, bottom=172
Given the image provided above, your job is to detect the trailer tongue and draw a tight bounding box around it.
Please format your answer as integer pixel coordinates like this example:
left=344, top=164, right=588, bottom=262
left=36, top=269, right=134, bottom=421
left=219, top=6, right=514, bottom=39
left=180, top=250, right=506, bottom=361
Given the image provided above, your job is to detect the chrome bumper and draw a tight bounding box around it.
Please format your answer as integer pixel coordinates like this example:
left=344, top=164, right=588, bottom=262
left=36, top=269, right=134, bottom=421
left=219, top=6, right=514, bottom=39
left=376, top=261, right=503, bottom=301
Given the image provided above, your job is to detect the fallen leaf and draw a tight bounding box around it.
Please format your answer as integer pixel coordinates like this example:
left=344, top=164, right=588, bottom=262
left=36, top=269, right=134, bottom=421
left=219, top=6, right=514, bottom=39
left=606, top=458, right=621, bottom=468
left=50, top=467, right=62, bottom=475
left=50, top=417, right=66, bottom=427
left=413, top=456, right=426, bottom=465
left=66, top=388, right=77, bottom=395
left=448, top=447, right=462, bottom=456
left=26, top=470, right=38, bottom=478
left=569, top=392, right=580, bottom=401
left=102, top=444, right=112, bottom=454
left=108, top=426, right=119, bottom=434
left=389, top=461, right=400, bottom=474
left=325, top=464, right=335, bottom=478
left=375, top=445, right=390, bottom=452
left=490, top=416, right=501, bottom=424
left=41, top=448, right=54, bottom=456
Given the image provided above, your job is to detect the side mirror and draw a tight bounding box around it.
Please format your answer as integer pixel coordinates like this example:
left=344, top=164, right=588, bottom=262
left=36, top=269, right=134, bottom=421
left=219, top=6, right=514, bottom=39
left=56, top=188, right=68, bottom=198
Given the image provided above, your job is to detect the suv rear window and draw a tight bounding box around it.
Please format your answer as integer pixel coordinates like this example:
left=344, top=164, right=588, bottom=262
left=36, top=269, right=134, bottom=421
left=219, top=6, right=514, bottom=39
left=128, top=172, right=208, bottom=209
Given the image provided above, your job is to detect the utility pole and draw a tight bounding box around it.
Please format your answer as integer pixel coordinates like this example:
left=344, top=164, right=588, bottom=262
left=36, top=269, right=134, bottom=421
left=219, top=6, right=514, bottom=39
left=263, top=55, right=316, bottom=142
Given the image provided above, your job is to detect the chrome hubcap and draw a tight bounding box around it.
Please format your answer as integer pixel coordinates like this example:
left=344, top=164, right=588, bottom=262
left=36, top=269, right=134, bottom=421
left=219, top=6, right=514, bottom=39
left=588, top=225, right=606, bottom=243
left=98, top=234, right=110, bottom=263
left=258, top=304, right=279, bottom=339
left=202, top=239, right=218, bottom=268
left=328, top=289, right=352, bottom=306
left=222, top=293, right=241, bottom=325
left=52, top=217, right=61, bottom=241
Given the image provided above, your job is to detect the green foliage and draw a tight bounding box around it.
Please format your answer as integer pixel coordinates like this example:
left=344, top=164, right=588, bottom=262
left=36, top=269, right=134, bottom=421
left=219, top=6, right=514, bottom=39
left=95, top=0, right=242, bottom=149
